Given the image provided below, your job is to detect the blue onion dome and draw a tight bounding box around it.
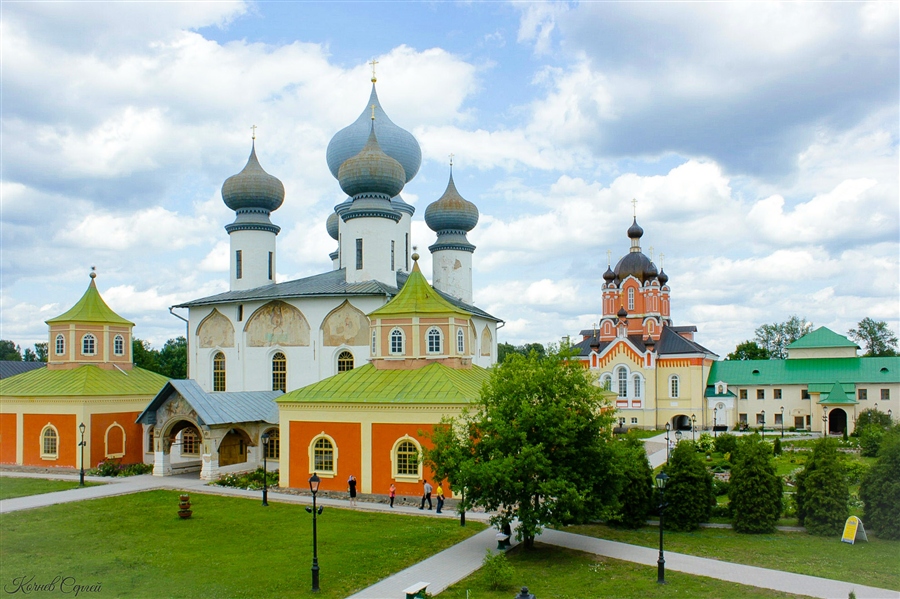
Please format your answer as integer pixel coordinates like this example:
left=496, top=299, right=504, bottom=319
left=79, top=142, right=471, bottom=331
left=425, top=173, right=479, bottom=232
left=627, top=217, right=644, bottom=240
left=657, top=268, right=669, bottom=285
left=326, top=211, right=339, bottom=240
left=603, top=265, right=616, bottom=283
left=222, top=142, right=285, bottom=212
left=337, top=125, right=406, bottom=199
left=391, top=195, right=416, bottom=217
left=326, top=84, right=421, bottom=184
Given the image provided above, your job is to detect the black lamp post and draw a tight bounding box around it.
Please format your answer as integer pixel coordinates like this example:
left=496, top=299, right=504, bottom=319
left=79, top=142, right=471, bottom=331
left=261, top=432, right=270, bottom=507
left=760, top=410, right=765, bottom=441
left=459, top=486, right=466, bottom=527
left=713, top=407, right=718, bottom=438
left=675, top=430, right=682, bottom=444
left=822, top=406, right=828, bottom=435
left=308, top=473, right=322, bottom=592
left=780, top=406, right=785, bottom=439
left=691, top=414, right=696, bottom=442
left=78, top=422, right=86, bottom=487
left=655, top=472, right=669, bottom=584
left=665, top=422, right=671, bottom=463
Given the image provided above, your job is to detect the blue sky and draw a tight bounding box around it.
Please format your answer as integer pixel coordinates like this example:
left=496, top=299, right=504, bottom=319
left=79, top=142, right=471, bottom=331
left=1, top=1, right=898, bottom=357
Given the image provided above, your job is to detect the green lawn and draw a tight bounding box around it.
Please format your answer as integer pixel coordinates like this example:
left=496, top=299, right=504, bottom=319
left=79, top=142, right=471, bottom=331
left=440, top=544, right=810, bottom=599
left=565, top=523, right=899, bottom=591
left=0, top=477, right=99, bottom=500
left=0, top=490, right=485, bottom=598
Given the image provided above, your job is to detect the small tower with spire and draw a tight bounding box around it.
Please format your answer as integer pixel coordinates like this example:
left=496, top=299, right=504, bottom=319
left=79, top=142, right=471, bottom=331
left=425, top=159, right=479, bottom=305
left=222, top=129, right=285, bottom=291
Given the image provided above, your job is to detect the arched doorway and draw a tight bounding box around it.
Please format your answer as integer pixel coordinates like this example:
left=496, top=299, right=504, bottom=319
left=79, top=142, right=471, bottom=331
left=673, top=415, right=691, bottom=431
left=828, top=408, right=847, bottom=435
left=219, top=429, right=250, bottom=467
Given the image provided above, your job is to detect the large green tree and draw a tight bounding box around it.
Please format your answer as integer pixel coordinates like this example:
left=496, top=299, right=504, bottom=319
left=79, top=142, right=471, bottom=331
left=860, top=426, right=900, bottom=539
left=847, top=318, right=898, bottom=357
left=33, top=342, right=48, bottom=362
left=662, top=441, right=715, bottom=531
left=132, top=338, right=160, bottom=373
left=607, top=435, right=654, bottom=529
left=754, top=316, right=813, bottom=359
left=158, top=336, right=187, bottom=379
left=424, top=347, right=618, bottom=548
left=726, top=340, right=770, bottom=361
left=0, top=340, right=22, bottom=361
left=497, top=342, right=546, bottom=364
left=795, top=437, right=849, bottom=535
left=729, top=434, right=782, bottom=533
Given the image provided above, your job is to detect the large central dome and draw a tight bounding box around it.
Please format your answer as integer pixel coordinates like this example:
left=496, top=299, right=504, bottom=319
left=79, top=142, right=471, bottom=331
left=326, top=84, right=421, bottom=184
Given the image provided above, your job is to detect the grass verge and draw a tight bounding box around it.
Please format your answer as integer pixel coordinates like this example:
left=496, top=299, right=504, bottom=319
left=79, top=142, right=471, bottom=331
left=0, top=489, right=484, bottom=598
left=0, top=477, right=99, bottom=500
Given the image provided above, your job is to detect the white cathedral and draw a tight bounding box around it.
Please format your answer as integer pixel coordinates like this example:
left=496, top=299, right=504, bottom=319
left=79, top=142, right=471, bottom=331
left=173, top=80, right=501, bottom=395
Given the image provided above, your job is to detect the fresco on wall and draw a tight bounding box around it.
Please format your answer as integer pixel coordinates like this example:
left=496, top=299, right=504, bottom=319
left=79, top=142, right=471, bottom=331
left=245, top=301, right=310, bottom=347
left=197, top=310, right=234, bottom=348
left=481, top=325, right=493, bottom=357
left=322, top=301, right=369, bottom=346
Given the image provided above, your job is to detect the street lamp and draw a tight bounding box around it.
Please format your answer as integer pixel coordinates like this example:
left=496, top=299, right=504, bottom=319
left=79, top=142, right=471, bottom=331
left=261, top=432, right=270, bottom=507
left=780, top=406, right=785, bottom=439
left=78, top=422, right=86, bottom=487
left=760, top=410, right=765, bottom=441
left=823, top=406, right=828, bottom=435
left=675, top=430, right=682, bottom=444
left=655, top=472, right=669, bottom=584
left=889, top=409, right=893, bottom=421
left=307, top=473, right=322, bottom=592
left=665, top=422, right=671, bottom=463
left=691, top=414, right=696, bottom=442
left=713, top=407, right=718, bottom=438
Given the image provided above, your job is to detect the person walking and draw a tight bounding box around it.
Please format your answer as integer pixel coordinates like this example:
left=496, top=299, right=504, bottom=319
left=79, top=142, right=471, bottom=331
left=419, top=480, right=432, bottom=510
left=389, top=483, right=396, bottom=508
left=435, top=482, right=444, bottom=514
left=348, top=475, right=357, bottom=507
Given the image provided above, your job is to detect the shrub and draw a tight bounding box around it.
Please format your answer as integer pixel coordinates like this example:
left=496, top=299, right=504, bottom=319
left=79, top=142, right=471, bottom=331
left=712, top=478, right=730, bottom=496
left=696, top=433, right=715, bottom=453
left=795, top=438, right=849, bottom=535
left=859, top=425, right=886, bottom=458
left=856, top=409, right=892, bottom=431
left=773, top=437, right=782, bottom=456
left=860, top=426, right=900, bottom=539
left=608, top=437, right=653, bottom=528
left=729, top=434, right=783, bottom=533
left=843, top=461, right=870, bottom=486
left=89, top=460, right=152, bottom=477
left=662, top=441, right=715, bottom=532
left=213, top=467, right=279, bottom=490
left=714, top=433, right=738, bottom=457
left=121, top=463, right=152, bottom=476
left=481, top=549, right=514, bottom=590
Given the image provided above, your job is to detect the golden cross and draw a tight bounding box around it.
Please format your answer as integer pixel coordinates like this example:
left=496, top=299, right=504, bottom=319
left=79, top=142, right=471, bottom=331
left=660, top=252, right=665, bottom=268
left=251, top=124, right=257, bottom=140
left=631, top=198, right=638, bottom=216
left=649, top=246, right=654, bottom=261
left=606, top=249, right=611, bottom=266
left=370, top=59, right=378, bottom=82
left=371, top=104, right=376, bottom=120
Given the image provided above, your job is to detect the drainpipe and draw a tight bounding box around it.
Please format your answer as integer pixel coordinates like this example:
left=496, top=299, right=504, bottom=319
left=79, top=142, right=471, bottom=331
left=169, top=306, right=190, bottom=379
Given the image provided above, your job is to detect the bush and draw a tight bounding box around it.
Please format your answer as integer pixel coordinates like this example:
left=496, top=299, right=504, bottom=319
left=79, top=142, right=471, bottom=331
left=481, top=549, right=514, bottom=590
left=662, top=441, right=715, bottom=532
left=729, top=434, right=783, bottom=533
left=696, top=433, right=715, bottom=453
left=608, top=437, right=653, bottom=528
left=843, top=460, right=870, bottom=486
left=213, top=467, right=279, bottom=490
left=773, top=437, right=782, bottom=456
left=795, top=438, right=849, bottom=535
left=89, top=460, right=152, bottom=477
left=712, top=478, right=730, bottom=496
left=859, top=425, right=886, bottom=457
left=714, top=433, right=739, bottom=457
left=856, top=409, right=892, bottom=431
left=860, top=426, right=900, bottom=539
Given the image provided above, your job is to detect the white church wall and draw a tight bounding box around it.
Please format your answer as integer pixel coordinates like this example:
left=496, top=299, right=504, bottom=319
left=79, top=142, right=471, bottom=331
left=229, top=229, right=276, bottom=291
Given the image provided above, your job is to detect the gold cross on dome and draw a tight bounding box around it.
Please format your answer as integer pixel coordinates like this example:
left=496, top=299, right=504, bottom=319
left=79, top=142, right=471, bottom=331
left=606, top=249, right=611, bottom=266
left=660, top=252, right=665, bottom=268
left=370, top=59, right=379, bottom=82
left=251, top=124, right=257, bottom=140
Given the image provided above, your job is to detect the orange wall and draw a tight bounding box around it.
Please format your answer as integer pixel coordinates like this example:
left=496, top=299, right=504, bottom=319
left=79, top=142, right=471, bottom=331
left=289, top=421, right=361, bottom=491
left=0, top=414, right=17, bottom=464
left=90, top=411, right=143, bottom=467
left=372, top=423, right=441, bottom=497
left=23, top=414, right=76, bottom=468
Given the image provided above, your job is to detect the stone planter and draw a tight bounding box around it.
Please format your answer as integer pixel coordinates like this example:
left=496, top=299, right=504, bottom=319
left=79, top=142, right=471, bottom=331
left=178, top=494, right=192, bottom=519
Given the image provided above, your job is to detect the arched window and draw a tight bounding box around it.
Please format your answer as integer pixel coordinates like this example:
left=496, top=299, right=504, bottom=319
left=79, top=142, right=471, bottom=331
left=600, top=374, right=612, bottom=391
left=617, top=367, right=628, bottom=397
left=264, top=429, right=280, bottom=460
left=113, top=335, right=125, bottom=356
left=272, top=352, right=286, bottom=392
left=427, top=327, right=442, bottom=354
left=82, top=333, right=96, bottom=356
left=41, top=425, right=58, bottom=458
left=55, top=334, right=65, bottom=355
left=395, top=439, right=419, bottom=477
left=390, top=329, right=404, bottom=355
left=670, top=375, right=680, bottom=399
left=181, top=427, right=200, bottom=456
left=457, top=329, right=465, bottom=353
left=337, top=350, right=354, bottom=372
left=371, top=329, right=377, bottom=355
left=633, top=374, right=642, bottom=398
left=105, top=423, right=126, bottom=458
left=213, top=352, right=226, bottom=391
left=628, top=288, right=635, bottom=310
left=313, top=437, right=334, bottom=473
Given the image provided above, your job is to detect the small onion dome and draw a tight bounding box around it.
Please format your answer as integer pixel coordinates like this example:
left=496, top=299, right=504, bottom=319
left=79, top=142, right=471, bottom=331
left=617, top=306, right=628, bottom=319
left=603, top=266, right=616, bottom=283
left=326, top=212, right=339, bottom=240
left=425, top=173, right=479, bottom=232
left=657, top=268, right=669, bottom=285
left=326, top=84, right=421, bottom=183
left=627, top=217, right=644, bottom=240
left=222, top=142, right=285, bottom=212
left=337, top=125, right=406, bottom=199
left=644, top=260, right=659, bottom=280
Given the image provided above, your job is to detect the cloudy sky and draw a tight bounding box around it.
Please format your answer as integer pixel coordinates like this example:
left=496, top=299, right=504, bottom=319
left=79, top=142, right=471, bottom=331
left=1, top=1, right=898, bottom=358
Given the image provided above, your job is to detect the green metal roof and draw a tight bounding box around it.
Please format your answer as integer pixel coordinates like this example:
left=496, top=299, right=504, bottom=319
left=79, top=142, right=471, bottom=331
left=46, top=277, right=134, bottom=326
left=0, top=365, right=168, bottom=397
left=278, top=362, right=490, bottom=404
left=808, top=382, right=854, bottom=394
left=819, top=382, right=857, bottom=404
left=787, top=327, right=858, bottom=350
left=368, top=261, right=471, bottom=319
left=708, top=356, right=899, bottom=387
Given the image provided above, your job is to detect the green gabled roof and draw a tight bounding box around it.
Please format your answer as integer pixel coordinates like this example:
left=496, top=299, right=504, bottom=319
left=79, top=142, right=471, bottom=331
left=708, top=356, right=899, bottom=387
left=368, top=261, right=471, bottom=319
left=819, top=382, right=857, bottom=404
left=787, top=327, right=858, bottom=350
left=808, top=382, right=854, bottom=394
left=278, top=362, right=489, bottom=404
left=46, top=277, right=134, bottom=326
left=0, top=365, right=168, bottom=397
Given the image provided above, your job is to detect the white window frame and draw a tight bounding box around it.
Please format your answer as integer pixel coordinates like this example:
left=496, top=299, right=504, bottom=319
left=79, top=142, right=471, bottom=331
left=628, top=287, right=635, bottom=310
left=391, top=436, right=422, bottom=482
left=390, top=328, right=405, bottom=355
left=114, top=334, right=125, bottom=356
left=40, top=424, right=59, bottom=460
left=55, top=334, right=65, bottom=356
left=669, top=375, right=680, bottom=399
left=309, top=433, right=337, bottom=478
left=426, top=327, right=442, bottom=354
left=633, top=374, right=642, bottom=398
left=457, top=329, right=464, bottom=354
left=104, top=422, right=126, bottom=459
left=617, top=366, right=628, bottom=398
left=81, top=333, right=96, bottom=356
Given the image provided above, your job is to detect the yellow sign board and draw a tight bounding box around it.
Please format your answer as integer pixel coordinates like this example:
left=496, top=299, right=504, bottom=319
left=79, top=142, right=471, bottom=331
left=841, top=516, right=868, bottom=544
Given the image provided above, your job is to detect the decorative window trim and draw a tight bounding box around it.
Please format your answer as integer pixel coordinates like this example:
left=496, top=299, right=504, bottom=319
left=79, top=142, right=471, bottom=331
left=55, top=334, right=65, bottom=356
left=309, top=433, right=338, bottom=478
left=114, top=334, right=125, bottom=356
left=391, top=435, right=422, bottom=482
left=371, top=329, right=377, bottom=355
left=632, top=374, right=643, bottom=398
left=104, top=422, right=126, bottom=458
left=213, top=351, right=226, bottom=392
left=627, top=287, right=635, bottom=310
left=457, top=329, right=464, bottom=354
left=271, top=351, right=287, bottom=393
left=40, top=424, right=59, bottom=460
left=617, top=366, right=628, bottom=398
left=390, top=328, right=405, bottom=355
left=426, top=327, right=442, bottom=354
left=337, top=350, right=354, bottom=373
left=181, top=427, right=201, bottom=457
left=263, top=427, right=280, bottom=460
left=81, top=333, right=96, bottom=356
left=669, top=375, right=680, bottom=399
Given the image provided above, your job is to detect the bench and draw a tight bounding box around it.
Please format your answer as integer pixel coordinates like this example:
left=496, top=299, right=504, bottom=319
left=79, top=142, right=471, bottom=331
left=402, top=582, right=429, bottom=599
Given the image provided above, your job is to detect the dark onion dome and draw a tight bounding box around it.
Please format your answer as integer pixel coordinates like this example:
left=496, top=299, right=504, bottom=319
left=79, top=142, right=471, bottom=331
left=326, top=84, right=421, bottom=184
left=617, top=306, right=628, bottom=319
left=614, top=251, right=654, bottom=283
left=657, top=268, right=669, bottom=285
left=644, top=260, right=659, bottom=280
left=326, top=211, right=339, bottom=240
left=222, top=142, right=285, bottom=212
left=338, top=125, right=406, bottom=199
left=425, top=172, right=479, bottom=233
left=627, top=217, right=644, bottom=239
left=603, top=265, right=616, bottom=283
